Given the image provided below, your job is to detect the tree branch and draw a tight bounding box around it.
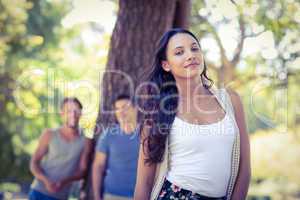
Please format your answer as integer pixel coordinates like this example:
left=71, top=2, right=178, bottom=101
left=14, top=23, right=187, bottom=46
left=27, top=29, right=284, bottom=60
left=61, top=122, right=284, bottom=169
left=231, top=16, right=245, bottom=67
left=205, top=60, right=219, bottom=72
left=230, top=0, right=237, bottom=5
left=244, top=30, right=265, bottom=38
left=195, top=15, right=228, bottom=64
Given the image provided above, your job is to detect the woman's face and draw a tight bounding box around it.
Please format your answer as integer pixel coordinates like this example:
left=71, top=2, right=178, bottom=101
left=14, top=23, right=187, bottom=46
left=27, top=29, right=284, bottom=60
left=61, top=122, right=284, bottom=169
left=162, top=33, right=204, bottom=79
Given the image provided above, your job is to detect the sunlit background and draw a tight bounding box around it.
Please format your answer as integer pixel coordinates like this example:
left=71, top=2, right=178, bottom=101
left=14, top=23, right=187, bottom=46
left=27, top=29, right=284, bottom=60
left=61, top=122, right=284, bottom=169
left=0, top=0, right=299, bottom=199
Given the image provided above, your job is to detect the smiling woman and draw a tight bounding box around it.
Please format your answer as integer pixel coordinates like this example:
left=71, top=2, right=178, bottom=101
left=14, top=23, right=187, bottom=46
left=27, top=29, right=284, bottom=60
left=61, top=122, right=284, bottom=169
left=134, top=28, right=251, bottom=200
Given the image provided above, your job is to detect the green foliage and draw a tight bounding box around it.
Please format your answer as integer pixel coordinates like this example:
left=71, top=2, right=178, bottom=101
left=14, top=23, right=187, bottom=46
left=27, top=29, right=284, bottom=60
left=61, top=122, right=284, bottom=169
left=0, top=182, right=21, bottom=193
left=0, top=0, right=74, bottom=182
left=190, top=0, right=300, bottom=133
left=0, top=0, right=108, bottom=183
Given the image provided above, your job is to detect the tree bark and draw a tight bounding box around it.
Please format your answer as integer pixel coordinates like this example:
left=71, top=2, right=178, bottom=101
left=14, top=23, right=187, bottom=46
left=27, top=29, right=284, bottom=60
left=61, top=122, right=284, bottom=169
left=96, top=0, right=191, bottom=130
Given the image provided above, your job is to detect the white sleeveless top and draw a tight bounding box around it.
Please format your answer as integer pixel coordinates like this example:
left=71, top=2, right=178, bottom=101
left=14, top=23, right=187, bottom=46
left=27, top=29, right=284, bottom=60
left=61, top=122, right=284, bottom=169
left=151, top=88, right=241, bottom=200
left=166, top=93, right=236, bottom=197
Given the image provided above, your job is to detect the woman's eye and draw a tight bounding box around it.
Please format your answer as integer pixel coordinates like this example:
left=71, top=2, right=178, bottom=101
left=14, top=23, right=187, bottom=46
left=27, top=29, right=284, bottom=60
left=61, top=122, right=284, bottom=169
left=175, top=50, right=183, bottom=55
left=192, top=47, right=199, bottom=51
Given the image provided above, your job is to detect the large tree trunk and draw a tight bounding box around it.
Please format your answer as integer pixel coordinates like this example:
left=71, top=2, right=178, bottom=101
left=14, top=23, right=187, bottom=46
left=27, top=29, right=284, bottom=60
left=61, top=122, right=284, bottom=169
left=81, top=1, right=191, bottom=199
left=96, top=0, right=191, bottom=130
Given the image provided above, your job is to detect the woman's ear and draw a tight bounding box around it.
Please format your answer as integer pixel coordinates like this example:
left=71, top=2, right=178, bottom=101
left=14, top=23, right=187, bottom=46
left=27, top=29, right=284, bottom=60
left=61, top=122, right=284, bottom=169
left=162, top=61, right=171, bottom=72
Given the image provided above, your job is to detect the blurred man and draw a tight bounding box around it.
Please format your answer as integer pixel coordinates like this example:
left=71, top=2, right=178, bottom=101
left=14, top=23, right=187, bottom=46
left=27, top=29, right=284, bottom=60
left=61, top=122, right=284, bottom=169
left=92, top=95, right=139, bottom=200
left=29, top=97, right=92, bottom=200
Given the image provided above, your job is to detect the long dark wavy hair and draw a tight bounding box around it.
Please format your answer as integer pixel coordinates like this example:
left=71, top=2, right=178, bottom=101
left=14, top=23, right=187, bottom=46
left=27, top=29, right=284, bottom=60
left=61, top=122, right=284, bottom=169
left=138, top=28, right=214, bottom=165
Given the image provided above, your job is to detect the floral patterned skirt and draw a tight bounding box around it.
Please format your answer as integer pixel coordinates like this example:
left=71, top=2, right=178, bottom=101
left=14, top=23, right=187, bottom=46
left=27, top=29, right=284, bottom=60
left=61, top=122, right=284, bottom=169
left=156, top=179, right=226, bottom=200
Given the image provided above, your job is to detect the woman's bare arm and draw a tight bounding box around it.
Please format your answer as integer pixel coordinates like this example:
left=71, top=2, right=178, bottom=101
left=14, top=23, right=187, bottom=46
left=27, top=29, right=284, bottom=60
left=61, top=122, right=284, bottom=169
left=228, top=89, right=251, bottom=200
left=134, top=127, right=157, bottom=200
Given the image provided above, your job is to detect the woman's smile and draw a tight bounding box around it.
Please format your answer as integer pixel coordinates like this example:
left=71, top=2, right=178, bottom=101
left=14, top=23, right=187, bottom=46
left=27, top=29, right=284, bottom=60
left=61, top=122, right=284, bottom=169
left=184, top=61, right=200, bottom=68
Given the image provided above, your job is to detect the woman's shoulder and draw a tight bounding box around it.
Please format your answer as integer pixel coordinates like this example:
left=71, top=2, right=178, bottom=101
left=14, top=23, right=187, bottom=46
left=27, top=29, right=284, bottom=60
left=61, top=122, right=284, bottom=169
left=223, top=87, right=244, bottom=114
left=224, top=87, right=240, bottom=99
left=211, top=86, right=239, bottom=99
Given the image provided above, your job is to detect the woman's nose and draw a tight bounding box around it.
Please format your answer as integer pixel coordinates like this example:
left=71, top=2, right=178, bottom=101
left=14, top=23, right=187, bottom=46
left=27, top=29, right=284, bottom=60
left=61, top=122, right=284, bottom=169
left=187, top=54, right=196, bottom=61
left=187, top=50, right=196, bottom=60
